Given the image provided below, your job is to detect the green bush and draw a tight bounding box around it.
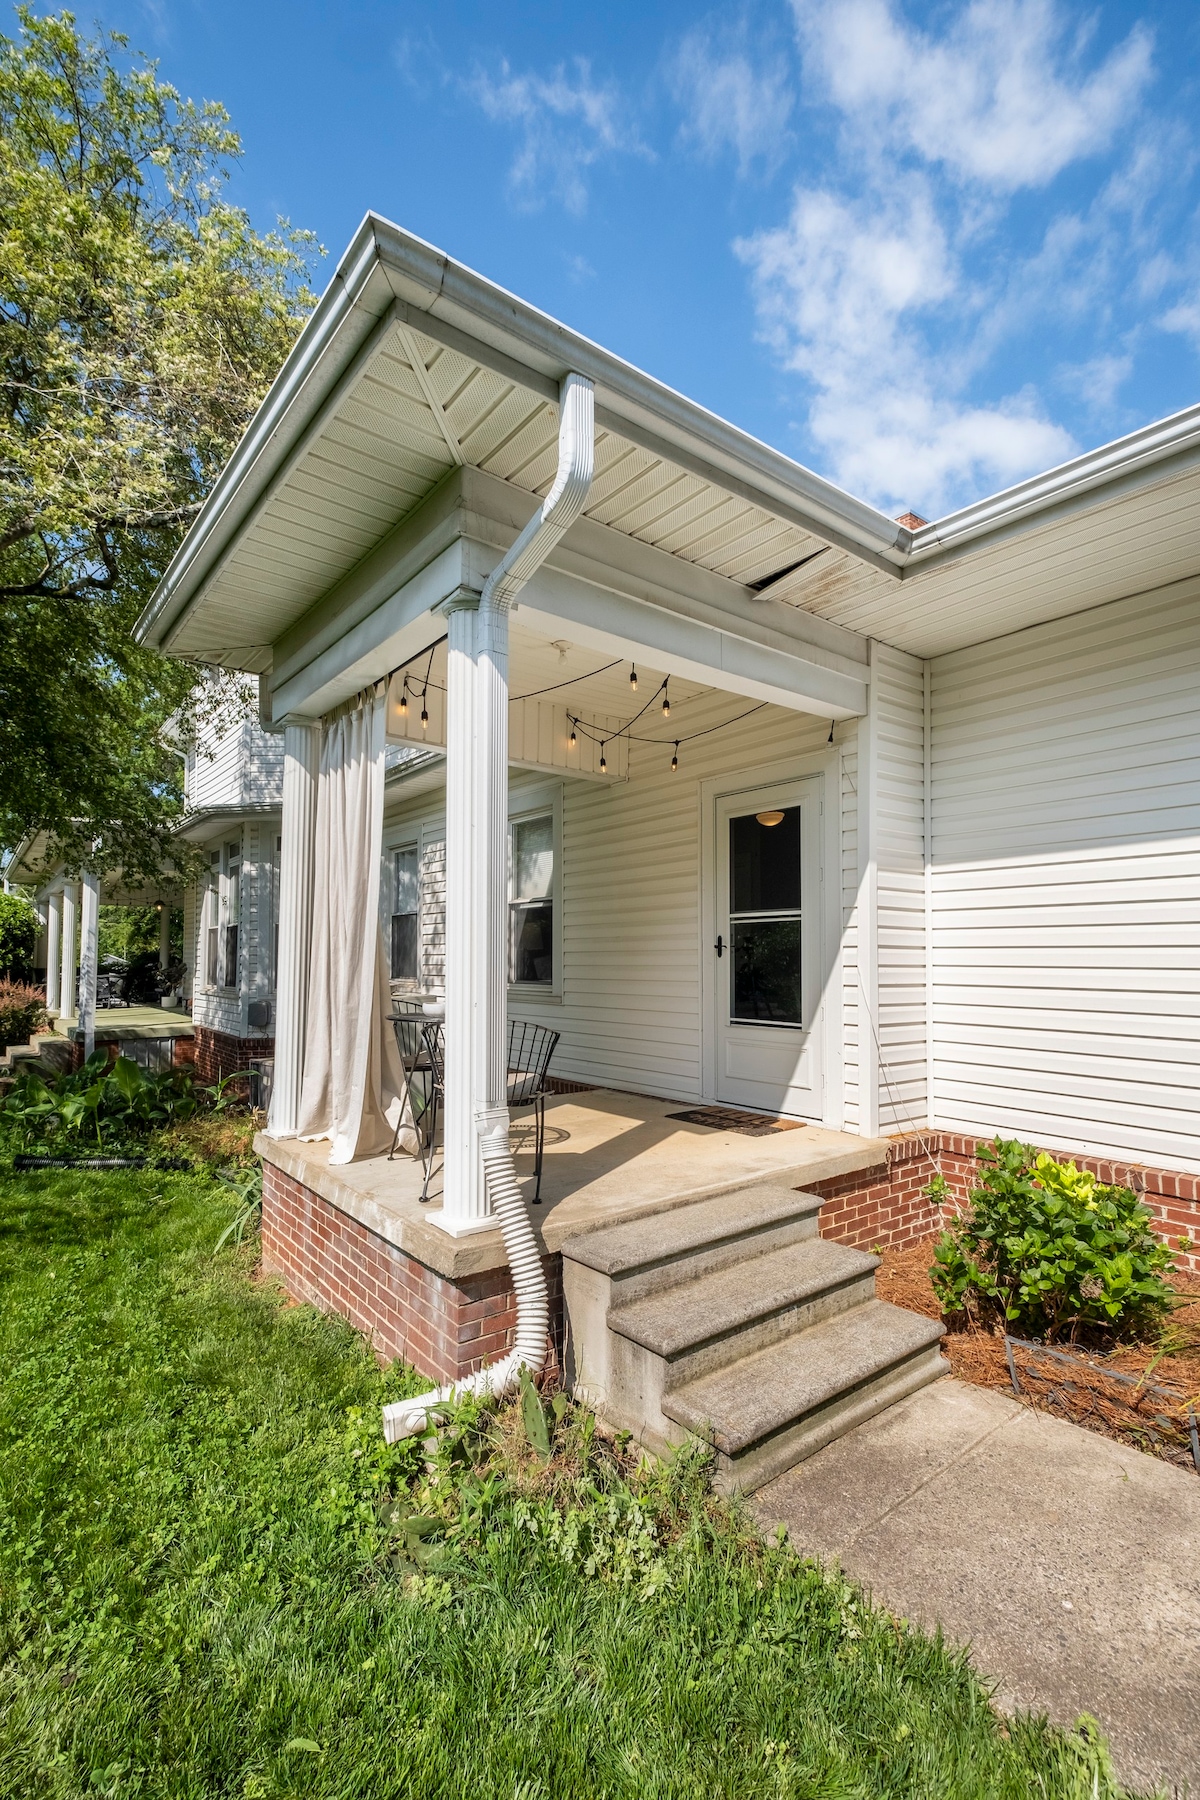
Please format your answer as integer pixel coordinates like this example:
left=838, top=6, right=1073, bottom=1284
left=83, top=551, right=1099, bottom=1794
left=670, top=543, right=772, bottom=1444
left=1, top=1050, right=198, bottom=1149
left=0, top=980, right=47, bottom=1052
left=931, top=1137, right=1175, bottom=1343
left=0, top=892, right=37, bottom=979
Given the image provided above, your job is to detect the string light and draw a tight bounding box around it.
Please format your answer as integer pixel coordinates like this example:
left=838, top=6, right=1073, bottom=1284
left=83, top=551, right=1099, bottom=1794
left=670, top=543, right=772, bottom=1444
left=629, top=664, right=638, bottom=691
left=420, top=698, right=429, bottom=731
left=661, top=681, right=670, bottom=719
left=827, top=719, right=835, bottom=744
left=399, top=679, right=408, bottom=717
left=568, top=721, right=577, bottom=749
left=599, top=742, right=607, bottom=773
left=671, top=743, right=679, bottom=773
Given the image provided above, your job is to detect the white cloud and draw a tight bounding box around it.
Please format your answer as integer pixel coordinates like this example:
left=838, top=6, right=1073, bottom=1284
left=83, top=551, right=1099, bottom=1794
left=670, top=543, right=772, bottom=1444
left=466, top=58, right=646, bottom=214
left=793, top=0, right=1153, bottom=191
left=671, top=24, right=793, bottom=177
left=737, top=186, right=1075, bottom=514
left=1160, top=297, right=1200, bottom=353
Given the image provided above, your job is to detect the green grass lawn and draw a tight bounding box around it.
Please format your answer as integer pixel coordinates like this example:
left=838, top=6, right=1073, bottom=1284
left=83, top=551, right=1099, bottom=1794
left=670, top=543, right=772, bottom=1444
left=0, top=1163, right=1137, bottom=1799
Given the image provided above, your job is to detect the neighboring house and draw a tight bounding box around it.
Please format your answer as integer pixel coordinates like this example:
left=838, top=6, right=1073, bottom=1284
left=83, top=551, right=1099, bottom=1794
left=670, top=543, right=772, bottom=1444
left=176, top=704, right=283, bottom=1084
left=129, top=215, right=1200, bottom=1485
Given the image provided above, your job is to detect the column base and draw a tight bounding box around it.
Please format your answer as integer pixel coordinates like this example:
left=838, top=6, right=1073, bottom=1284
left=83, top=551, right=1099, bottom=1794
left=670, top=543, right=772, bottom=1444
left=423, top=1207, right=499, bottom=1238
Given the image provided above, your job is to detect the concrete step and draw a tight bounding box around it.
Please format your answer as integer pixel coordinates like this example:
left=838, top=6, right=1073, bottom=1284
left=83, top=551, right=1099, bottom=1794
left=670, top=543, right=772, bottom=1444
left=562, top=1181, right=823, bottom=1303
left=663, top=1300, right=947, bottom=1494
left=610, top=1236, right=878, bottom=1390
left=1, top=1035, right=72, bottom=1077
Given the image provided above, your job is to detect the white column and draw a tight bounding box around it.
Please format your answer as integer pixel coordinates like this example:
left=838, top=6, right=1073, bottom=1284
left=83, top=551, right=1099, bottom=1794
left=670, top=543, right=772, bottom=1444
left=438, top=595, right=488, bottom=1230
left=59, top=881, right=78, bottom=1022
left=267, top=719, right=321, bottom=1137
left=45, top=890, right=62, bottom=1016
left=78, top=871, right=100, bottom=1062
left=158, top=903, right=171, bottom=971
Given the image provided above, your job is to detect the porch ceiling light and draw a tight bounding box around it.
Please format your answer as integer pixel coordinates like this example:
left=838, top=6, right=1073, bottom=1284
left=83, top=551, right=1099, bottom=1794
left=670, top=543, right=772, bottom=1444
left=756, top=810, right=785, bottom=827
left=630, top=663, right=638, bottom=690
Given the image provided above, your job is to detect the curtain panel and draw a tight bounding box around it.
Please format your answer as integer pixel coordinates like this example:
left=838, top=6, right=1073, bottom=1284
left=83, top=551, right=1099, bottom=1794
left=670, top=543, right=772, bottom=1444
left=298, top=686, right=414, bottom=1163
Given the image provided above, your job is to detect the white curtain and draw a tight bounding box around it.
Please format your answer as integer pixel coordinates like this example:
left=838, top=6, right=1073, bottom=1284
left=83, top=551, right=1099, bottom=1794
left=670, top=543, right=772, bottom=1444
left=297, top=686, right=416, bottom=1163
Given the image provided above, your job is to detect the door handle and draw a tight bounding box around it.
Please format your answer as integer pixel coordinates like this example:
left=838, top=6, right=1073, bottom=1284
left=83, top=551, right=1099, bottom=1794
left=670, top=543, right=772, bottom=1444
left=714, top=934, right=724, bottom=957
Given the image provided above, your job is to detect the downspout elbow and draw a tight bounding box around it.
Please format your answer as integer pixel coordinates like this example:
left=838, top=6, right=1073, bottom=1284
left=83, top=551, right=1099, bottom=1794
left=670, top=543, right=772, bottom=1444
left=481, top=371, right=594, bottom=616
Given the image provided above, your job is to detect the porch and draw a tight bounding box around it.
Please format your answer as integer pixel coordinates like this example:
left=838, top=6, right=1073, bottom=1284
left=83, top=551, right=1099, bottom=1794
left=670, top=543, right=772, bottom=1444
left=255, top=1089, right=888, bottom=1391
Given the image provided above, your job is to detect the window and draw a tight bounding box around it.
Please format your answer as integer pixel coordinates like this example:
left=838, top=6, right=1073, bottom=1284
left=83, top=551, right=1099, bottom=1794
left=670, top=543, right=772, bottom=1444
left=272, top=835, right=282, bottom=986
left=221, top=840, right=241, bottom=991
left=509, top=813, right=554, bottom=985
left=390, top=845, right=419, bottom=982
left=728, top=806, right=802, bottom=1026
left=206, top=850, right=220, bottom=988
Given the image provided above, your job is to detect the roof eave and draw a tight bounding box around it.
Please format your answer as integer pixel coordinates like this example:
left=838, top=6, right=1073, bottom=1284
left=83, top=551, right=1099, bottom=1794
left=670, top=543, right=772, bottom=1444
left=136, top=214, right=910, bottom=659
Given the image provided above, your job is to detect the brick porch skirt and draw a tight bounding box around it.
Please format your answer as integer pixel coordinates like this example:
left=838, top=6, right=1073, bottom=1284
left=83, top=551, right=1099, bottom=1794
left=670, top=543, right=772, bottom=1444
left=259, top=1132, right=1200, bottom=1386
left=192, top=1025, right=274, bottom=1086
left=260, top=1159, right=563, bottom=1385
left=810, top=1133, right=1200, bottom=1278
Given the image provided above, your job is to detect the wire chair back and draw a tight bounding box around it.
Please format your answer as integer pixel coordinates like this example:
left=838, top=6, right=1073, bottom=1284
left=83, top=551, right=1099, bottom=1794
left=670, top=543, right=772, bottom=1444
left=389, top=997, right=428, bottom=1068
left=421, top=1019, right=445, bottom=1091
left=507, top=1020, right=560, bottom=1107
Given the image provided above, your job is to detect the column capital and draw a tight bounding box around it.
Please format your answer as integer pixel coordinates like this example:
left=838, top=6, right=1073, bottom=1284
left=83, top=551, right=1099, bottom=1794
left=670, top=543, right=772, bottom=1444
left=436, top=586, right=481, bottom=617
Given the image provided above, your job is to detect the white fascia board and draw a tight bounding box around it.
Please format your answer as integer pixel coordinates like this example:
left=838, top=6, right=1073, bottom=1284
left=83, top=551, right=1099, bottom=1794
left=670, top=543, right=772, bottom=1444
left=908, top=401, right=1200, bottom=568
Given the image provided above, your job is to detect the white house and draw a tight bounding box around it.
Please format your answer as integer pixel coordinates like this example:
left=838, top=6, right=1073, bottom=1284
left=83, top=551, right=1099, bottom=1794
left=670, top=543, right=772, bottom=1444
left=133, top=214, right=1200, bottom=1482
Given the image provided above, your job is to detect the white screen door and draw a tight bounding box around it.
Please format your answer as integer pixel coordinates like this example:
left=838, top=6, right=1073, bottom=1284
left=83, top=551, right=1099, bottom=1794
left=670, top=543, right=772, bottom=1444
left=714, top=776, right=823, bottom=1118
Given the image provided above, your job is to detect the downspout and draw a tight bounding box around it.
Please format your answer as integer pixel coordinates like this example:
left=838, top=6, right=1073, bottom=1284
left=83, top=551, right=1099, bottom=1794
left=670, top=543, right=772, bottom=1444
left=383, top=371, right=594, bottom=1442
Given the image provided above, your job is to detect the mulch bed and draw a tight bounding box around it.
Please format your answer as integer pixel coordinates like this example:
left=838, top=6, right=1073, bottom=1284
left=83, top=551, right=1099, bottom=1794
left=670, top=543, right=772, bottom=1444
left=876, top=1233, right=1200, bottom=1472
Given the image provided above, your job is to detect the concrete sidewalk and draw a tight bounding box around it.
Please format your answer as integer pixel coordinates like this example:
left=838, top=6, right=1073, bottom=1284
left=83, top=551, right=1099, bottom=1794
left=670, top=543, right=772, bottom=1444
left=752, top=1379, right=1200, bottom=1797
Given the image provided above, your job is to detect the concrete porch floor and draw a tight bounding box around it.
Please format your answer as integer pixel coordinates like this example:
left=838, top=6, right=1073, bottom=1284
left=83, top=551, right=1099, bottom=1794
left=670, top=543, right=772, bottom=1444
left=256, top=1088, right=885, bottom=1281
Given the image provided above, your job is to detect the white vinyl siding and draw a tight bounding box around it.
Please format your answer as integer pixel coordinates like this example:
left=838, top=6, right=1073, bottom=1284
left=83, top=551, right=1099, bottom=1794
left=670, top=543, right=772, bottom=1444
left=873, top=643, right=928, bottom=1132
left=930, top=575, right=1200, bottom=1170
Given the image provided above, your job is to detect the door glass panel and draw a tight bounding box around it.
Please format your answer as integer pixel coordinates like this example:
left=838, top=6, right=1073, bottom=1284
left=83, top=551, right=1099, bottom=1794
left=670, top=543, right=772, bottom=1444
left=730, top=919, right=802, bottom=1025
left=730, top=807, right=800, bottom=913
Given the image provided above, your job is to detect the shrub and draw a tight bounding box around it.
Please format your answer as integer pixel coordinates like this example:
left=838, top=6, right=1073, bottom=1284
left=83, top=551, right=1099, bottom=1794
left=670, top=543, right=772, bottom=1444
left=1, top=1051, right=200, bottom=1149
left=0, top=981, right=47, bottom=1052
left=931, top=1137, right=1175, bottom=1343
left=0, top=893, right=37, bottom=980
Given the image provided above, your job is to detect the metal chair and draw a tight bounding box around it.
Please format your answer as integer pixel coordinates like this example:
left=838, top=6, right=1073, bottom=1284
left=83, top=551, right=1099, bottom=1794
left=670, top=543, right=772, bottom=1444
left=388, top=1000, right=436, bottom=1170
left=507, top=1019, right=561, bottom=1202
left=417, top=1019, right=445, bottom=1204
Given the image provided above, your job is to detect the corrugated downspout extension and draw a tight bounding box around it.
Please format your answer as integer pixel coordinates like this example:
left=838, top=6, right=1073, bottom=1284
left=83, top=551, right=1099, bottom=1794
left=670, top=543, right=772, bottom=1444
left=381, top=372, right=594, bottom=1445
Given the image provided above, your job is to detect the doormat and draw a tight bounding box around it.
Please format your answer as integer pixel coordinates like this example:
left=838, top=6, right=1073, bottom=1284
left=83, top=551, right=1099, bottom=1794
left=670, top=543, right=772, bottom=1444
left=666, top=1107, right=807, bottom=1137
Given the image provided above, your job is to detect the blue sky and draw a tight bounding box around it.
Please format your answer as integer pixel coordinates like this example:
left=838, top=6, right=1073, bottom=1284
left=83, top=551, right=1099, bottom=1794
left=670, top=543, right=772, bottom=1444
left=92, top=0, right=1200, bottom=520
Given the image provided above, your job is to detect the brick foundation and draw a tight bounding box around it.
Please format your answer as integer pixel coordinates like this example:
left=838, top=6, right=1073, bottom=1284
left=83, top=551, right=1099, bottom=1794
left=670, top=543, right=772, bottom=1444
left=260, top=1159, right=563, bottom=1384
left=813, top=1133, right=1200, bottom=1276
left=192, top=1025, right=274, bottom=1087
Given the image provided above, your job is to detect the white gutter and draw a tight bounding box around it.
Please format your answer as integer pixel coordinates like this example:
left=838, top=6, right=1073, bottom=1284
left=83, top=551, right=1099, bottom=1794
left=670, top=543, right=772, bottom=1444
left=382, top=373, right=594, bottom=1444
left=908, top=400, right=1200, bottom=564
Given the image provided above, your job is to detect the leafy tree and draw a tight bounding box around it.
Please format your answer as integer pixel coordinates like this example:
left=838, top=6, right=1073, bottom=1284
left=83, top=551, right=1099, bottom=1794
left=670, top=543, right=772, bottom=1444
left=0, top=9, right=315, bottom=882
left=0, top=889, right=37, bottom=976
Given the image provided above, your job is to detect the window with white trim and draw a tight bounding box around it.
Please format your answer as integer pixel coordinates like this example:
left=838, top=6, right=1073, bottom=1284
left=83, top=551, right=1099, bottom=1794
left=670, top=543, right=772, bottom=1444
left=509, top=813, right=554, bottom=986
left=390, top=844, right=419, bottom=983
left=220, top=840, right=241, bottom=992
left=205, top=850, right=220, bottom=989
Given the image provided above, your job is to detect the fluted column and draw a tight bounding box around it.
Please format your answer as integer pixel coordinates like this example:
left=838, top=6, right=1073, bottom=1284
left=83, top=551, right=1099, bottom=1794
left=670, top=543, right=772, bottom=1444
left=59, top=881, right=78, bottom=1022
left=78, top=871, right=100, bottom=1062
left=267, top=719, right=321, bottom=1138
left=437, top=594, right=489, bottom=1231
left=45, top=889, right=62, bottom=1015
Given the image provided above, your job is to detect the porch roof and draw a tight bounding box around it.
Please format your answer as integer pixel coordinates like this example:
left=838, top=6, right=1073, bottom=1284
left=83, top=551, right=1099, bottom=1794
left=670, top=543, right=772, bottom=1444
left=135, top=212, right=1200, bottom=677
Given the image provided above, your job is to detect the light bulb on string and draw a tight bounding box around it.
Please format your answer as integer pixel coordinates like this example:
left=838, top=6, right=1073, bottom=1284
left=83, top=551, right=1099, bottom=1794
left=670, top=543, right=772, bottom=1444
left=399, top=679, right=408, bottom=717
left=599, top=742, right=607, bottom=773
left=568, top=720, right=577, bottom=749
left=661, top=681, right=670, bottom=719
left=630, top=664, right=638, bottom=691
left=420, top=698, right=429, bottom=732
left=671, top=742, right=679, bottom=773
